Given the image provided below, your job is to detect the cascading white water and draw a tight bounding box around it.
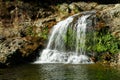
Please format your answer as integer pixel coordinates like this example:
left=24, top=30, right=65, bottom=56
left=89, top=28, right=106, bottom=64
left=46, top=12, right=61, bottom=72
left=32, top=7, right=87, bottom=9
left=35, top=11, right=96, bottom=64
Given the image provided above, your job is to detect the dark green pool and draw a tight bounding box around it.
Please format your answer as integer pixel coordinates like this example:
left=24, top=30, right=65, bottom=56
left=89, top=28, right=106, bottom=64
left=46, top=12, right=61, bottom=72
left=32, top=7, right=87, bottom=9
left=0, top=64, right=120, bottom=80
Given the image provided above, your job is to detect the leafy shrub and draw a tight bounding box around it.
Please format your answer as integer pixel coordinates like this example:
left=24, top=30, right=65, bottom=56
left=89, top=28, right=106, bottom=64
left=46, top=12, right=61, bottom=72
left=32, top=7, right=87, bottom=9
left=86, top=27, right=120, bottom=54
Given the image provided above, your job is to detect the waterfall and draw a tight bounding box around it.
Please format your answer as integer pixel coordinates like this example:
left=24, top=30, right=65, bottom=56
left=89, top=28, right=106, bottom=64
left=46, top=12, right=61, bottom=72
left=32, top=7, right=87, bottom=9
left=35, top=11, right=96, bottom=64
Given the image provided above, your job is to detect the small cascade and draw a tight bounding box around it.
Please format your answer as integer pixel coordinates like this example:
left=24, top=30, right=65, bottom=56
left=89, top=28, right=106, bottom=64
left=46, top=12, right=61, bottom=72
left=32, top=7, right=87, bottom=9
left=35, top=11, right=96, bottom=64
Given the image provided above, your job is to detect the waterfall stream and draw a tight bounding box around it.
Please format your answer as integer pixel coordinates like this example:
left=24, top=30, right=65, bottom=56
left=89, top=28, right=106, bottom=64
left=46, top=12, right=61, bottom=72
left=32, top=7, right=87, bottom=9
left=35, top=11, right=96, bottom=64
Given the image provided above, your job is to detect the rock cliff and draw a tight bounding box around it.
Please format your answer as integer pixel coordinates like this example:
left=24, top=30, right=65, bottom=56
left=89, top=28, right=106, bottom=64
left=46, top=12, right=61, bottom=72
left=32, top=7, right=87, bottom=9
left=0, top=0, right=120, bottom=66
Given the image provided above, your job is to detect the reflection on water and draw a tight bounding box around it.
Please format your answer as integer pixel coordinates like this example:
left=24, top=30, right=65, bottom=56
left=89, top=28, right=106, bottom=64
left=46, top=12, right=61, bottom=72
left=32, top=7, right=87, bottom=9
left=39, top=64, right=89, bottom=80
left=0, top=64, right=120, bottom=80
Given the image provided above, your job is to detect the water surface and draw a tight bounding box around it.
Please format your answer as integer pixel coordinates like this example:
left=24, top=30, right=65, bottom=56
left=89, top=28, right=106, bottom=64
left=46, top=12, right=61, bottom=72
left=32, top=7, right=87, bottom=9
left=0, top=64, right=120, bottom=80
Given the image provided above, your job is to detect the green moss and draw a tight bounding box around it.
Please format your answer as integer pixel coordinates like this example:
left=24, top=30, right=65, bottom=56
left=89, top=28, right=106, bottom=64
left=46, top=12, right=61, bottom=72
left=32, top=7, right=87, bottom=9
left=63, top=27, right=76, bottom=51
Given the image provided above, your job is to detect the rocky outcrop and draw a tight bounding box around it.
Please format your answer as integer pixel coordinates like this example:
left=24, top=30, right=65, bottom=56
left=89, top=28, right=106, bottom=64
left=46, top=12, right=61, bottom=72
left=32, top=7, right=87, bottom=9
left=0, top=36, right=44, bottom=66
left=0, top=0, right=120, bottom=66
left=56, top=3, right=120, bottom=65
left=96, top=4, right=120, bottom=65
left=99, top=4, right=120, bottom=40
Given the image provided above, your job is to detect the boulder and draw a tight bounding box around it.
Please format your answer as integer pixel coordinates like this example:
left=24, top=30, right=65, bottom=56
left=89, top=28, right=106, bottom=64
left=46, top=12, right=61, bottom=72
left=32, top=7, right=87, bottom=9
left=0, top=37, right=44, bottom=66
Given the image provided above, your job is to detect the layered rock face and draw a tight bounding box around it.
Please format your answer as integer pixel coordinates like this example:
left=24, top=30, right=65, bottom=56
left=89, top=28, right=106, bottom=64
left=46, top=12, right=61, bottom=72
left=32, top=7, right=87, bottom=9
left=0, top=1, right=49, bottom=66
left=100, top=4, right=120, bottom=40
left=0, top=0, right=120, bottom=66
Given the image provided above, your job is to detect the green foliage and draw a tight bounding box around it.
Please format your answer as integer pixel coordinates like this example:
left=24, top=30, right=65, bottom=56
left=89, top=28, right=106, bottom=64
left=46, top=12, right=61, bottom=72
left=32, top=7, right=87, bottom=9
left=87, top=28, right=120, bottom=54
left=85, top=31, right=95, bottom=52
left=62, top=26, right=120, bottom=54
left=63, top=27, right=76, bottom=51
left=26, top=25, right=48, bottom=40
